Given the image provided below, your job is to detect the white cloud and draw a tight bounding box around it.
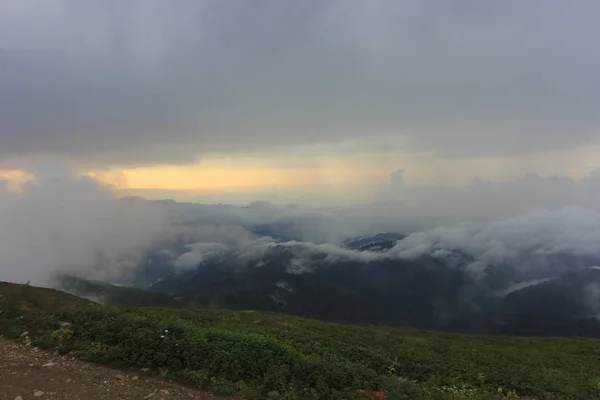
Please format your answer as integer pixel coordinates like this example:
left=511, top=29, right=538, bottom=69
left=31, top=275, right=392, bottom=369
left=173, top=242, right=227, bottom=271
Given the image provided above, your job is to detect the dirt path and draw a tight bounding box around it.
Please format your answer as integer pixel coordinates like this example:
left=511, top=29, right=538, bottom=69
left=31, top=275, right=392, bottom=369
left=0, top=336, right=241, bottom=400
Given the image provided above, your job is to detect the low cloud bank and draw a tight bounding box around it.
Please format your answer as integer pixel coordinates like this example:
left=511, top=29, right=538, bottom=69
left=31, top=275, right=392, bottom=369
left=0, top=159, right=168, bottom=284
left=3, top=160, right=600, bottom=291
left=166, top=205, right=600, bottom=288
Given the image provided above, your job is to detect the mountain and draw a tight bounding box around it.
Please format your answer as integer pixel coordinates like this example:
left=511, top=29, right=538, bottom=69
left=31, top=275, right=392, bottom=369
left=54, top=274, right=192, bottom=308
left=54, top=232, right=600, bottom=338
left=147, top=234, right=502, bottom=330
left=469, top=267, right=600, bottom=337
left=150, top=245, right=480, bottom=328
left=343, top=232, right=404, bottom=251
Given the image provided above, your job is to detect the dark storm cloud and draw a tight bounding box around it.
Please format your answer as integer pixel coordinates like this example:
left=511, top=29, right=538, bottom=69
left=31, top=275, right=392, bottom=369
left=1, top=0, right=599, bottom=166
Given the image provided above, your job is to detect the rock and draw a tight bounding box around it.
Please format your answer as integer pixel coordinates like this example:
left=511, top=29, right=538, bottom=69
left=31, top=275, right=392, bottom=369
left=59, top=321, right=73, bottom=328
left=132, top=375, right=140, bottom=381
left=33, top=390, right=44, bottom=397
left=20, top=332, right=29, bottom=338
left=160, top=389, right=170, bottom=395
left=143, top=393, right=156, bottom=399
left=42, top=362, right=55, bottom=367
left=14, top=396, right=24, bottom=400
left=116, top=374, right=127, bottom=380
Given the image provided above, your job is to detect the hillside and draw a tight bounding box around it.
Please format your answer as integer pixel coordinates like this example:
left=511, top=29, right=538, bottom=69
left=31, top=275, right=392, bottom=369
left=56, top=265, right=600, bottom=339
left=2, top=282, right=600, bottom=399
left=147, top=241, right=483, bottom=330
left=55, top=274, right=193, bottom=308
left=467, top=268, right=600, bottom=337
left=137, top=237, right=600, bottom=337
left=50, top=228, right=600, bottom=339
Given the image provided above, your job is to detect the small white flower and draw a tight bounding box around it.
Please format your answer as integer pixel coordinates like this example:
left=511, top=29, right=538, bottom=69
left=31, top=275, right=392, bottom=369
left=160, top=335, right=165, bottom=338
left=164, top=330, right=168, bottom=333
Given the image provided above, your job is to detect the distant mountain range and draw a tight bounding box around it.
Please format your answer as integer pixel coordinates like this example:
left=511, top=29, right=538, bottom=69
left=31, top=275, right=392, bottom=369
left=54, top=232, right=600, bottom=338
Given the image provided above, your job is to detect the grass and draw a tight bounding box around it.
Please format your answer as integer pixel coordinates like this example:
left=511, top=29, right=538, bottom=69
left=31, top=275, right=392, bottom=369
left=1, top=281, right=599, bottom=400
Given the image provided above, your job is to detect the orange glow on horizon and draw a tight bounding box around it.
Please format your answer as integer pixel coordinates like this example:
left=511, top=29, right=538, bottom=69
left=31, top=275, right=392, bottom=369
left=0, top=169, right=33, bottom=191
left=123, top=167, right=373, bottom=191
left=1, top=164, right=381, bottom=195
left=89, top=165, right=378, bottom=193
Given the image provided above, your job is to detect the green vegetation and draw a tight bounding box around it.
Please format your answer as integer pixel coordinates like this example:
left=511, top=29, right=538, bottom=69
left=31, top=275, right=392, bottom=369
left=1, top=281, right=599, bottom=400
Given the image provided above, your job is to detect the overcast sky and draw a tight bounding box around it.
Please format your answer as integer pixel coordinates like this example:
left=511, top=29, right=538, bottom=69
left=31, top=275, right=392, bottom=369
left=1, top=0, right=600, bottom=200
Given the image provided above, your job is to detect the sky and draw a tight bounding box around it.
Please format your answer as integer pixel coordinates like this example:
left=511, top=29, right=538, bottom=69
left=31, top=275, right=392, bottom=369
left=1, top=0, right=600, bottom=204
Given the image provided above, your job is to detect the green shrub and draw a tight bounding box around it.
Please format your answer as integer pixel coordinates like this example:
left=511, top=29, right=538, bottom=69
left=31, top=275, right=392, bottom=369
left=0, top=282, right=596, bottom=399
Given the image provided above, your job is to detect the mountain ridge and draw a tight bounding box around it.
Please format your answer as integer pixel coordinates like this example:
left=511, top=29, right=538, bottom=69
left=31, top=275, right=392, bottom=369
left=53, top=231, right=600, bottom=338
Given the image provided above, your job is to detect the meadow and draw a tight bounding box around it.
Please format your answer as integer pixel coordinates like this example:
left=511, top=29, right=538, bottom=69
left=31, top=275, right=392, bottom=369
left=1, top=281, right=599, bottom=400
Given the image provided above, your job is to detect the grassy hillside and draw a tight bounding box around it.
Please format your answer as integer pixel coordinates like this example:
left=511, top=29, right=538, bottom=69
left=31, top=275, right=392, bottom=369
left=54, top=274, right=193, bottom=308
left=1, top=281, right=599, bottom=400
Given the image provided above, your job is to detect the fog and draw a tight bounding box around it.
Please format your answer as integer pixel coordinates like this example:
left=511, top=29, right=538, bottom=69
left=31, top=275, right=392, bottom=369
left=0, top=159, right=168, bottom=284
left=3, top=159, right=600, bottom=288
